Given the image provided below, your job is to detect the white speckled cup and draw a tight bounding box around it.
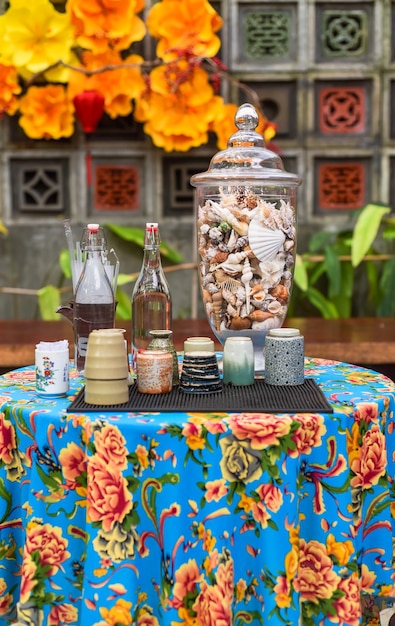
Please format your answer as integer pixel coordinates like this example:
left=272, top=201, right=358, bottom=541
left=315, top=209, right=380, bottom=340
left=264, top=328, right=304, bottom=386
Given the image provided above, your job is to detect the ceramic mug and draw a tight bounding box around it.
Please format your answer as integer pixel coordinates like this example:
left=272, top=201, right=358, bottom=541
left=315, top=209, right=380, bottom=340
left=35, top=348, right=69, bottom=397
left=223, top=337, right=255, bottom=386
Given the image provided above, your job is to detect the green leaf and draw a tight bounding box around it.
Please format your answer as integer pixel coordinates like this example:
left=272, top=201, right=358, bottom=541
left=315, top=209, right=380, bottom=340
left=304, top=287, right=339, bottom=318
left=115, top=288, right=131, bottom=319
left=116, top=272, right=136, bottom=286
left=293, top=254, right=308, bottom=291
left=378, top=258, right=395, bottom=316
left=324, top=245, right=341, bottom=298
left=308, top=230, right=336, bottom=253
left=351, top=203, right=391, bottom=267
left=38, top=285, right=61, bottom=320
left=59, top=249, right=72, bottom=279
left=104, top=223, right=183, bottom=263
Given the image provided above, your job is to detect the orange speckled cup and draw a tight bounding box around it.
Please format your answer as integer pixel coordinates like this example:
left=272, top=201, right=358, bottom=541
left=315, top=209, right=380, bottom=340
left=136, top=350, right=173, bottom=394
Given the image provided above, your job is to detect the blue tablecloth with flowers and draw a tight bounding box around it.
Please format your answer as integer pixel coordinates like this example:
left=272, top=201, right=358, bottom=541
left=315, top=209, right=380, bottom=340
left=0, top=357, right=394, bottom=626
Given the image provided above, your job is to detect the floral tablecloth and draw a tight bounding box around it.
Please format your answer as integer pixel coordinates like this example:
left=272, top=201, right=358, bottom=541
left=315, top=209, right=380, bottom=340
left=0, top=358, right=394, bottom=626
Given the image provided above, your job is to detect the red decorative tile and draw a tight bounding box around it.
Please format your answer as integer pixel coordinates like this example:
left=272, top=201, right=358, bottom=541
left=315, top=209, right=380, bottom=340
left=94, top=165, right=140, bottom=211
left=318, top=162, right=365, bottom=210
left=319, top=87, right=365, bottom=134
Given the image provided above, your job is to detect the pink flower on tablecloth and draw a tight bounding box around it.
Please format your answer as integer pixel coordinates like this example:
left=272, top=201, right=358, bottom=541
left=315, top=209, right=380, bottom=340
left=204, top=420, right=227, bottom=435
left=256, top=483, right=283, bottom=512
left=361, top=564, right=377, bottom=593
left=19, top=553, right=37, bottom=604
left=288, top=414, right=327, bottom=457
left=330, top=575, right=362, bottom=626
left=205, top=478, right=228, bottom=502
left=353, top=401, right=379, bottom=424
left=87, top=455, right=133, bottom=532
left=227, top=413, right=292, bottom=449
left=47, top=602, right=79, bottom=624
left=350, top=424, right=387, bottom=489
left=274, top=575, right=292, bottom=608
left=216, top=558, right=234, bottom=600
left=0, top=577, right=12, bottom=616
left=58, top=441, right=87, bottom=489
left=0, top=412, right=16, bottom=464
left=170, top=559, right=202, bottom=609
left=25, top=522, right=70, bottom=577
left=250, top=499, right=271, bottom=528
left=293, top=539, right=340, bottom=603
left=193, top=561, right=233, bottom=626
left=94, top=423, right=128, bottom=470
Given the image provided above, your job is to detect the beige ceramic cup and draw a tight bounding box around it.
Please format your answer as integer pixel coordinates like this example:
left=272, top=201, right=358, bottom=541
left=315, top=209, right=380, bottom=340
left=84, top=329, right=129, bottom=405
left=84, top=329, right=129, bottom=381
left=183, top=336, right=215, bottom=353
left=85, top=378, right=129, bottom=405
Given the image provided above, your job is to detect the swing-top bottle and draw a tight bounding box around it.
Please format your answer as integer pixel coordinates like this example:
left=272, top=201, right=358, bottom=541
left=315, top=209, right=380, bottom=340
left=131, top=222, right=172, bottom=358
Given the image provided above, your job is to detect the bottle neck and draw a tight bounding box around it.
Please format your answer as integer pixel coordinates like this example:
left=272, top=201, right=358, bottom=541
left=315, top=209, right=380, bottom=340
left=142, top=244, right=161, bottom=269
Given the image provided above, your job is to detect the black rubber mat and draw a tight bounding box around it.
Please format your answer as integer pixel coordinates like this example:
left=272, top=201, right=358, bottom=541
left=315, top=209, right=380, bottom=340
left=66, top=378, right=333, bottom=414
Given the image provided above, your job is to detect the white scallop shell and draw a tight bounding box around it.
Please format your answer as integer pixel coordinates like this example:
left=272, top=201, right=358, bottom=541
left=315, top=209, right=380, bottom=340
left=248, top=216, right=286, bottom=263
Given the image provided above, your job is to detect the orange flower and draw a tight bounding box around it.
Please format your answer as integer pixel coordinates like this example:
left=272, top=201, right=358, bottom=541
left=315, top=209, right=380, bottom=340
left=100, top=598, right=133, bottom=626
left=68, top=50, right=145, bottom=119
left=147, top=0, right=223, bottom=60
left=0, top=64, right=21, bottom=115
left=19, top=85, right=74, bottom=139
left=67, top=0, right=146, bottom=54
left=135, top=61, right=224, bottom=151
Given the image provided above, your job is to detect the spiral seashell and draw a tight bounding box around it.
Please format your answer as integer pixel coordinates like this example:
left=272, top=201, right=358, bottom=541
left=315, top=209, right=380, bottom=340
left=226, top=229, right=239, bottom=251
left=248, top=215, right=286, bottom=263
left=211, top=291, right=223, bottom=331
left=227, top=303, right=238, bottom=317
left=241, top=257, right=253, bottom=314
left=222, top=288, right=237, bottom=306
left=270, top=284, right=289, bottom=304
left=226, top=250, right=250, bottom=264
left=267, top=300, right=282, bottom=314
left=214, top=261, right=243, bottom=277
left=202, top=289, right=212, bottom=304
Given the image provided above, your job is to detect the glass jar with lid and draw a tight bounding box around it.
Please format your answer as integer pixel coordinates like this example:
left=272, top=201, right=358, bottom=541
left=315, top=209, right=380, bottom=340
left=190, top=103, right=302, bottom=373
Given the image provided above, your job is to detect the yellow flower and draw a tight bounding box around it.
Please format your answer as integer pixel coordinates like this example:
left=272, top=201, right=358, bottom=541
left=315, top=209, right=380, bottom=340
left=147, top=0, right=223, bottom=61
left=284, top=547, right=298, bottom=580
left=19, top=85, right=74, bottom=140
left=0, top=64, right=21, bottom=115
left=0, top=0, right=75, bottom=75
left=100, top=598, right=133, bottom=626
left=135, top=61, right=224, bottom=151
left=68, top=50, right=145, bottom=119
left=67, top=0, right=146, bottom=54
left=326, top=533, right=354, bottom=565
left=209, top=102, right=238, bottom=150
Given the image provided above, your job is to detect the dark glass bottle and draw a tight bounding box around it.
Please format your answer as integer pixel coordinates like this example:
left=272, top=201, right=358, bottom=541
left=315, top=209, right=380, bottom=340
left=131, top=223, right=172, bottom=360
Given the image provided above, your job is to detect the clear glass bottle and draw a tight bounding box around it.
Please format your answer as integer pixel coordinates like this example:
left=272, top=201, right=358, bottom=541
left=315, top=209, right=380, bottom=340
left=74, top=224, right=115, bottom=374
left=131, top=223, right=172, bottom=359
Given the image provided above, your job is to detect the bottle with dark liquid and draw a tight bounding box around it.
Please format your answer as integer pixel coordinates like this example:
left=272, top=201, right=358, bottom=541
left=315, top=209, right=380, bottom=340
left=74, top=224, right=115, bottom=374
left=131, top=223, right=172, bottom=361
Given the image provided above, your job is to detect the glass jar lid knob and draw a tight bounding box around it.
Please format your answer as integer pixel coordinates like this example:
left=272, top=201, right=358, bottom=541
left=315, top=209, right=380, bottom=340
left=229, top=103, right=265, bottom=148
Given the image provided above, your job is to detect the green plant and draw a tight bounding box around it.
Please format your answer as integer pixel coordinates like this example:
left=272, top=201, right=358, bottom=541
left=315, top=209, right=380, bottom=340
left=290, top=203, right=395, bottom=318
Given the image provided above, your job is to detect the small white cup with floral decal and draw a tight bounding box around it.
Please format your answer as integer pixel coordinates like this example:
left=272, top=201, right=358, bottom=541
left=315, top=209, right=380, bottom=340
left=35, top=340, right=70, bottom=397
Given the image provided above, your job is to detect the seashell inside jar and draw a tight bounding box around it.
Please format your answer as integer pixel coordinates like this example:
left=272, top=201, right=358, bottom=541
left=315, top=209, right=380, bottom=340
left=191, top=103, right=302, bottom=373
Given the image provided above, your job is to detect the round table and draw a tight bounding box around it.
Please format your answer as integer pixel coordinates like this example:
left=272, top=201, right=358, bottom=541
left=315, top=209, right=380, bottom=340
left=0, top=357, right=394, bottom=626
